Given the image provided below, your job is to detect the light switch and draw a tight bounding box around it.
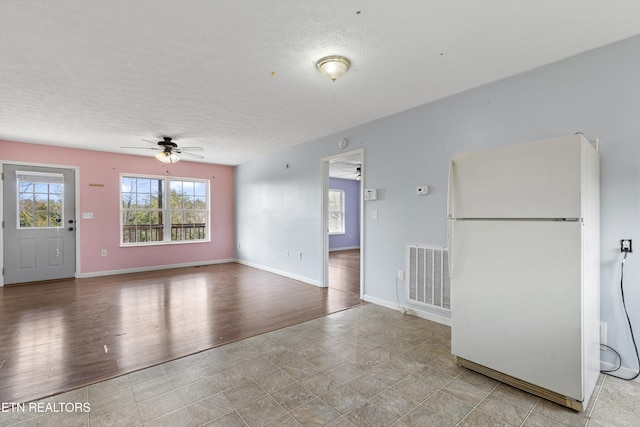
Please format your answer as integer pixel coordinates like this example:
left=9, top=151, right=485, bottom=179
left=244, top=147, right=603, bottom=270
left=82, top=212, right=94, bottom=219
left=372, top=210, right=378, bottom=220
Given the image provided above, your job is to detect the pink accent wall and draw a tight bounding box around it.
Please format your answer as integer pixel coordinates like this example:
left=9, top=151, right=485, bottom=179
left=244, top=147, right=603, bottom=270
left=1, top=140, right=235, bottom=275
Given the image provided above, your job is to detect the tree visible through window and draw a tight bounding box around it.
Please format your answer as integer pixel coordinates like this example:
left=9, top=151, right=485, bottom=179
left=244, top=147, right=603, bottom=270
left=17, top=172, right=64, bottom=228
left=121, top=175, right=209, bottom=245
left=328, top=189, right=345, bottom=234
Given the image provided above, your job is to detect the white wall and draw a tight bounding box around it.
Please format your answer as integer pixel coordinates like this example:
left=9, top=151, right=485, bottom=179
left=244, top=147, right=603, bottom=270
left=236, top=35, right=640, bottom=373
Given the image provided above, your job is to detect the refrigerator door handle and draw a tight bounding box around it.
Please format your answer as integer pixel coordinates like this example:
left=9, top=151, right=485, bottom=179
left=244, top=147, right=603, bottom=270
left=447, top=160, right=455, bottom=219
left=447, top=220, right=455, bottom=279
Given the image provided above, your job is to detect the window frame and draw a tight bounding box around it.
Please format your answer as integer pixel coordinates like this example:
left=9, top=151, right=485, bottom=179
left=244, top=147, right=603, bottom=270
left=120, top=173, right=210, bottom=246
left=16, top=171, right=65, bottom=229
left=328, top=188, right=346, bottom=235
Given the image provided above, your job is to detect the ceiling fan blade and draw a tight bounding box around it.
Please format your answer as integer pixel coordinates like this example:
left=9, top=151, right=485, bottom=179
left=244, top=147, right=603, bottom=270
left=179, top=151, right=205, bottom=159
left=121, top=146, right=162, bottom=150
left=178, top=146, right=204, bottom=151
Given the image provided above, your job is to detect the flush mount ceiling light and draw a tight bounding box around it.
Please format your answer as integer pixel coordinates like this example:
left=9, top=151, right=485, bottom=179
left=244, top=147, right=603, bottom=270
left=316, top=55, right=351, bottom=82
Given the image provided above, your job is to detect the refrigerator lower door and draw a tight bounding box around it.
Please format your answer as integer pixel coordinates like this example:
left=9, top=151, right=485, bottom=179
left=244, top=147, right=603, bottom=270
left=450, top=220, right=584, bottom=400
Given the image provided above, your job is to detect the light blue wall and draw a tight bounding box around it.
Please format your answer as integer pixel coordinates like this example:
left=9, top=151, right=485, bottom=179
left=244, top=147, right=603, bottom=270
left=236, top=35, right=640, bottom=372
left=329, top=178, right=361, bottom=251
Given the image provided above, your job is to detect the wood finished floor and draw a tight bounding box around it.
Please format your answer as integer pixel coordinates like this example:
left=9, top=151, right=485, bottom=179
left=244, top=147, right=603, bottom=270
left=0, top=262, right=363, bottom=404
left=328, top=249, right=360, bottom=296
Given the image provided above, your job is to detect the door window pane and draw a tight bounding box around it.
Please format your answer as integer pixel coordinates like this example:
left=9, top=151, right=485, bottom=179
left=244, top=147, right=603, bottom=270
left=16, top=171, right=64, bottom=228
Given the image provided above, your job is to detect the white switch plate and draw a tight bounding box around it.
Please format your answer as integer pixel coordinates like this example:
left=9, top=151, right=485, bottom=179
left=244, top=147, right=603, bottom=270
left=82, top=212, right=94, bottom=219
left=372, top=210, right=378, bottom=220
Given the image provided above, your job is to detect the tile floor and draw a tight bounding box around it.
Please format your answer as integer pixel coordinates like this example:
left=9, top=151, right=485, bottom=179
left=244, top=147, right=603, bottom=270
left=1, top=304, right=639, bottom=426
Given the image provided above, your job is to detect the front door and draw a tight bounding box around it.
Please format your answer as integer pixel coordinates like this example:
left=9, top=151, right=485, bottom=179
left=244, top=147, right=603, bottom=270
left=3, top=164, right=76, bottom=284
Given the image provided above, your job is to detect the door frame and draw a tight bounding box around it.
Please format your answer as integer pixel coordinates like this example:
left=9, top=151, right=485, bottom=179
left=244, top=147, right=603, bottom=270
left=321, top=148, right=364, bottom=299
left=0, top=161, right=81, bottom=287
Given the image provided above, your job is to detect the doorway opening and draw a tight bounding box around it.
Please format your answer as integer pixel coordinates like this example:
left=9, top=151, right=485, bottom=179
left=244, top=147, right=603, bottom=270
left=323, top=150, right=363, bottom=298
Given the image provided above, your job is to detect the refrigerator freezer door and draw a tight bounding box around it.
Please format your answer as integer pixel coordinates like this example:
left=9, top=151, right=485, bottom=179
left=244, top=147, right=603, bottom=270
left=449, top=135, right=584, bottom=219
left=450, top=219, right=584, bottom=400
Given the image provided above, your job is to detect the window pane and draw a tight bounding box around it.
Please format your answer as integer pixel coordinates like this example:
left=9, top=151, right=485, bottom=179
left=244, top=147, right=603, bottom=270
left=137, top=178, right=151, bottom=193
left=33, top=183, right=49, bottom=193
left=194, top=182, right=206, bottom=196
left=328, top=189, right=345, bottom=234
left=17, top=174, right=64, bottom=229
left=170, top=180, right=182, bottom=194
left=19, top=182, right=32, bottom=193
left=182, top=181, right=195, bottom=195
left=171, top=209, right=207, bottom=241
left=50, top=183, right=63, bottom=194
left=171, top=192, right=184, bottom=209
left=136, top=193, right=152, bottom=208
left=121, top=192, right=135, bottom=208
left=194, top=196, right=206, bottom=208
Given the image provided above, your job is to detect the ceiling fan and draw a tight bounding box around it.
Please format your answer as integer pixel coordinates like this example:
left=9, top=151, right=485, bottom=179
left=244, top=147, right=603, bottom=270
left=122, top=137, right=205, bottom=163
left=339, top=165, right=361, bottom=181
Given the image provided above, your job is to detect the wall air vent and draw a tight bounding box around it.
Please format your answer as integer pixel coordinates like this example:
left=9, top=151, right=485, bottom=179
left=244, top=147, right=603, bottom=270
left=407, top=244, right=450, bottom=311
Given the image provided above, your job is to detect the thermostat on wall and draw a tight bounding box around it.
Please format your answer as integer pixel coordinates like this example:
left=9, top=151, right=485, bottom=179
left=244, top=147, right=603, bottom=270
left=364, top=188, right=377, bottom=201
left=417, top=185, right=429, bottom=195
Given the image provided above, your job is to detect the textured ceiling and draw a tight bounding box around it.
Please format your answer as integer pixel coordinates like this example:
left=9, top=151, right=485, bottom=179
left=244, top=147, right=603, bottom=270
left=1, top=1, right=639, bottom=165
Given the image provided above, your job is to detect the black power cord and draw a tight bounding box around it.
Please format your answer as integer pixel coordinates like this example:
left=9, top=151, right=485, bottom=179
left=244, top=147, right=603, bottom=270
left=600, top=252, right=640, bottom=380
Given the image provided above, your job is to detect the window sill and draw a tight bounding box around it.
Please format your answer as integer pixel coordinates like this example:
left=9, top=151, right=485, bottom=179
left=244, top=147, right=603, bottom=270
left=121, top=239, right=211, bottom=248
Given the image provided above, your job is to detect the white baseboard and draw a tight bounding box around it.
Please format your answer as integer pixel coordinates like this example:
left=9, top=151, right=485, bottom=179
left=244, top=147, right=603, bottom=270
left=363, top=294, right=451, bottom=326
left=600, top=360, right=640, bottom=381
left=76, top=258, right=237, bottom=278
left=235, top=259, right=323, bottom=288
left=329, top=246, right=360, bottom=252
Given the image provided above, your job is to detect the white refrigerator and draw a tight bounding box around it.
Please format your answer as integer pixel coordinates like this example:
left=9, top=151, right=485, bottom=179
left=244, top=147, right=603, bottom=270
left=447, top=134, right=600, bottom=411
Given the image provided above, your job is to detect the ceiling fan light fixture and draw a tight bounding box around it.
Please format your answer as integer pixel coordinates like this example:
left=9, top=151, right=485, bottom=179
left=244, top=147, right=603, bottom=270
left=316, top=55, right=350, bottom=81
left=155, top=151, right=180, bottom=163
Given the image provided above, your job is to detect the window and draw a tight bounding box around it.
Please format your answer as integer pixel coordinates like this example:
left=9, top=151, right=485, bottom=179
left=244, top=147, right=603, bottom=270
left=328, top=189, right=345, bottom=234
left=17, top=171, right=64, bottom=228
left=121, top=175, right=209, bottom=245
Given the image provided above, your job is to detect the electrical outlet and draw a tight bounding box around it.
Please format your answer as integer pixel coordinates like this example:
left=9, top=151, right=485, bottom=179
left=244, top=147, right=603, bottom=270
left=397, top=270, right=404, bottom=280
left=600, top=321, right=607, bottom=345
left=101, top=249, right=107, bottom=257
left=620, top=239, right=633, bottom=253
